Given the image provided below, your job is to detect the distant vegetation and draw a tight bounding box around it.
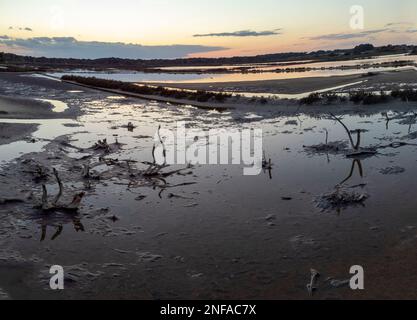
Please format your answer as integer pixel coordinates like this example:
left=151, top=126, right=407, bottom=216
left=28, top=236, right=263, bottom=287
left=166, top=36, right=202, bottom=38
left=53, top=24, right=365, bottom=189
left=1, top=44, right=416, bottom=72
left=61, top=75, right=232, bottom=103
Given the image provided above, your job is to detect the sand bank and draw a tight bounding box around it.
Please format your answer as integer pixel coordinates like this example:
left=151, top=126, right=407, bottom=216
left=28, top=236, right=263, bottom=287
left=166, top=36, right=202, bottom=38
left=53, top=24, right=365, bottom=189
left=143, top=69, right=417, bottom=94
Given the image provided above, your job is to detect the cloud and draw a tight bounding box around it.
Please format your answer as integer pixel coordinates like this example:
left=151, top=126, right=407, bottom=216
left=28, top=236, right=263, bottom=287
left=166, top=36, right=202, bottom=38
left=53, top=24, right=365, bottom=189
left=8, top=26, right=33, bottom=32
left=308, top=29, right=389, bottom=41
left=0, top=36, right=226, bottom=59
left=385, top=22, right=413, bottom=27
left=193, top=29, right=282, bottom=37
left=406, top=29, right=417, bottom=33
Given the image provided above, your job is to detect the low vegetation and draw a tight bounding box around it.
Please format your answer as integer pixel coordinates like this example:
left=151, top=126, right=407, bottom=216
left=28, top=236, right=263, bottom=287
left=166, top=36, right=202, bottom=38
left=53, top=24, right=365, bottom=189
left=61, top=75, right=232, bottom=103
left=391, top=89, right=417, bottom=101
left=300, top=89, right=417, bottom=105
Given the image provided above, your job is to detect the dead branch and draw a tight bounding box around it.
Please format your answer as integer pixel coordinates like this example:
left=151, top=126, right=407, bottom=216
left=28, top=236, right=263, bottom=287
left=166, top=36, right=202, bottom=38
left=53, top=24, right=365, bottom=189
left=329, top=113, right=377, bottom=157
left=126, top=160, right=136, bottom=177
left=93, top=139, right=110, bottom=153
left=59, top=141, right=84, bottom=152
left=82, top=164, right=90, bottom=178
left=38, top=169, right=85, bottom=213
left=81, top=163, right=100, bottom=180
left=378, top=141, right=417, bottom=149
left=329, top=113, right=356, bottom=150
left=315, top=186, right=368, bottom=213
left=52, top=168, right=63, bottom=205
left=307, top=269, right=320, bottom=296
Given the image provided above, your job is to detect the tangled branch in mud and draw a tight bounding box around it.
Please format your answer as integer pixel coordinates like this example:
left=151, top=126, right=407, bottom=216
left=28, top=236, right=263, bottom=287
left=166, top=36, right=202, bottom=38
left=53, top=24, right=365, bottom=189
left=329, top=113, right=377, bottom=158
left=304, top=141, right=348, bottom=154
left=315, top=186, right=368, bottom=213
left=262, top=151, right=273, bottom=179
left=82, top=163, right=100, bottom=180
left=307, top=269, right=320, bottom=295
left=93, top=139, right=111, bottom=153
left=37, top=168, right=85, bottom=213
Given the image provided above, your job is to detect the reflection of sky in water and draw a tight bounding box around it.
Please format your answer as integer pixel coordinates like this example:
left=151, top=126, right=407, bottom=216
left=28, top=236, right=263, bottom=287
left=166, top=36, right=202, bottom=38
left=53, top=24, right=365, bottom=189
left=0, top=118, right=79, bottom=164
left=36, top=99, right=69, bottom=112
left=1, top=95, right=417, bottom=182
left=48, top=54, right=417, bottom=84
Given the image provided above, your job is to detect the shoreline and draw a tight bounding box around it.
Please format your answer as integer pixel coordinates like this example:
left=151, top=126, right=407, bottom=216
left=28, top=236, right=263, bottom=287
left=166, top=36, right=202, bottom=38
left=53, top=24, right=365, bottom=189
left=61, top=76, right=417, bottom=117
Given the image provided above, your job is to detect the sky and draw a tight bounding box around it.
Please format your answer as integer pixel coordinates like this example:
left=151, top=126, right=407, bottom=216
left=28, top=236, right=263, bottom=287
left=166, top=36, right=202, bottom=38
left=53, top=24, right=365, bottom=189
left=0, top=0, right=416, bottom=59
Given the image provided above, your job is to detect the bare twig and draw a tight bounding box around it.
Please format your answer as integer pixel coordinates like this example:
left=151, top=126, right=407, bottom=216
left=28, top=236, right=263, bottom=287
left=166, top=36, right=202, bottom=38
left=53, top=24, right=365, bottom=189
left=329, top=113, right=356, bottom=150
left=39, top=169, right=85, bottom=213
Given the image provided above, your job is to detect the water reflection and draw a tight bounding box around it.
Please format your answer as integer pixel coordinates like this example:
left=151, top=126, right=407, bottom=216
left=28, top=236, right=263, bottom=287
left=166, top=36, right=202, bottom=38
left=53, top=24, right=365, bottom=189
left=39, top=214, right=84, bottom=241
left=339, top=159, right=364, bottom=186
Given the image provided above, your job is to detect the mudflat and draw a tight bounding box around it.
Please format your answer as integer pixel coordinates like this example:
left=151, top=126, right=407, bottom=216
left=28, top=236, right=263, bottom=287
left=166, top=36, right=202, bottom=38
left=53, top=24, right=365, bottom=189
left=0, top=123, right=38, bottom=145
left=144, top=69, right=417, bottom=94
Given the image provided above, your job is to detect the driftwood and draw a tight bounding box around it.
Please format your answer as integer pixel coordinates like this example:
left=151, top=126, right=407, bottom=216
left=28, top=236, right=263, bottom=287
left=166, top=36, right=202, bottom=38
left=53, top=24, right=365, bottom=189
left=262, top=151, right=273, bottom=179
left=93, top=139, right=111, bottom=153
left=307, top=269, right=320, bottom=295
left=127, top=122, right=136, bottom=131
left=38, top=168, right=85, bottom=213
left=82, top=164, right=100, bottom=180
left=378, top=141, right=417, bottom=149
left=315, top=186, right=368, bottom=213
left=23, top=164, right=49, bottom=182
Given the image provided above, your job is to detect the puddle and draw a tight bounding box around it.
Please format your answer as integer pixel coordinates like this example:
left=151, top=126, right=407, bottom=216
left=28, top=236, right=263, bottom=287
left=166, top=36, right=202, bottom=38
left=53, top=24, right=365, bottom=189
left=36, top=99, right=69, bottom=113
left=0, top=118, right=80, bottom=164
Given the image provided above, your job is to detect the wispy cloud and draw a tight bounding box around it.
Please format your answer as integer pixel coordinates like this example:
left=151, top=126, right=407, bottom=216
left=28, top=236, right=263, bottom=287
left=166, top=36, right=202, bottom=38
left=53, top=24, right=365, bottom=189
left=193, top=29, right=282, bottom=37
left=308, top=28, right=389, bottom=41
left=8, top=26, right=33, bottom=32
left=0, top=36, right=226, bottom=59
left=385, top=22, right=413, bottom=27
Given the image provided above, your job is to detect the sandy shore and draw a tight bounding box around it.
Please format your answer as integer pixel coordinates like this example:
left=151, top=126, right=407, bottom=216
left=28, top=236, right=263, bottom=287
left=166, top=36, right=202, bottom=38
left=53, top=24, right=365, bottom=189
left=144, top=69, right=417, bottom=94
left=0, top=72, right=97, bottom=146
left=61, top=79, right=417, bottom=117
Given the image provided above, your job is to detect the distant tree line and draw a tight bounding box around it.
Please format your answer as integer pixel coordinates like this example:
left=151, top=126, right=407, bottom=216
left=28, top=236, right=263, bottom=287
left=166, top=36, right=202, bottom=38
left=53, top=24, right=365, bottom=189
left=1, top=44, right=416, bottom=71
